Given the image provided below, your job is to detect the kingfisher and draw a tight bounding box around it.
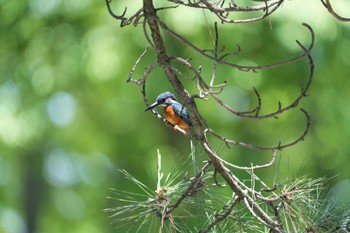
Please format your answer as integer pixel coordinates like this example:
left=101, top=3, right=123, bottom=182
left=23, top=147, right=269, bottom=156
left=145, top=91, right=192, bottom=134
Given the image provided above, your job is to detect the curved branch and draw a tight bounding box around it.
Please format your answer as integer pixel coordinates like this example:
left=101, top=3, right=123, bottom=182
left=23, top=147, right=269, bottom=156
left=108, top=0, right=318, bottom=232
left=105, top=0, right=144, bottom=27
left=204, top=130, right=279, bottom=170
left=167, top=0, right=283, bottom=13
left=209, top=23, right=315, bottom=119
left=202, top=141, right=282, bottom=231
left=159, top=20, right=314, bottom=72
left=320, top=0, right=350, bottom=22
left=208, top=108, right=311, bottom=151
left=243, top=197, right=282, bottom=230
left=105, top=0, right=128, bottom=21
left=210, top=1, right=283, bottom=24
left=127, top=46, right=150, bottom=83
left=200, top=196, right=241, bottom=233
left=170, top=24, right=314, bottom=122
left=166, top=161, right=211, bottom=214
left=143, top=19, right=155, bottom=48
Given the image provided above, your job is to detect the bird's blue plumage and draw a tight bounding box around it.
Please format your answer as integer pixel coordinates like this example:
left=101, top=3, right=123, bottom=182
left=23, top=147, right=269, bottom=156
left=156, top=91, right=177, bottom=102
left=165, top=100, right=192, bottom=126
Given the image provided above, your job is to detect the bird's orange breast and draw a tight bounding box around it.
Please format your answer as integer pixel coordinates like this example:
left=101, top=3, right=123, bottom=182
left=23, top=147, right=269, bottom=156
left=163, top=106, right=190, bottom=132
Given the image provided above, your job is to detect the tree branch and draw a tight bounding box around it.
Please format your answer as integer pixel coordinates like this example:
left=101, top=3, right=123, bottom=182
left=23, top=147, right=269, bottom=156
left=108, top=1, right=318, bottom=231
left=320, top=0, right=350, bottom=22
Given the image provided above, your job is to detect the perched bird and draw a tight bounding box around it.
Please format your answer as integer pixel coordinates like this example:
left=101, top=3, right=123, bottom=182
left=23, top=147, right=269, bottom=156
left=145, top=91, right=192, bottom=134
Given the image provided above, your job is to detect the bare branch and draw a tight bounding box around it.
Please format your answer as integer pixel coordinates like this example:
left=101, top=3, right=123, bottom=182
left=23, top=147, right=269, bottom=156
left=202, top=141, right=284, bottom=231
left=105, top=0, right=144, bottom=27
left=320, top=0, right=350, bottom=22
left=203, top=131, right=279, bottom=170
left=200, top=196, right=241, bottom=233
left=143, top=20, right=155, bottom=48
left=105, top=0, right=128, bottom=21
left=167, top=0, right=284, bottom=14
left=166, top=161, right=212, bottom=214
left=106, top=1, right=323, bottom=231
left=207, top=108, right=311, bottom=151
left=243, top=196, right=283, bottom=231
left=207, top=23, right=315, bottom=119
left=209, top=22, right=219, bottom=89
left=203, top=0, right=283, bottom=24
left=127, top=46, right=150, bottom=83
left=159, top=20, right=314, bottom=72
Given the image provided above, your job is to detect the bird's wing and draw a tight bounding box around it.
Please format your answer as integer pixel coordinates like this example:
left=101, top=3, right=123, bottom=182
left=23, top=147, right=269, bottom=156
left=171, top=101, right=192, bottom=126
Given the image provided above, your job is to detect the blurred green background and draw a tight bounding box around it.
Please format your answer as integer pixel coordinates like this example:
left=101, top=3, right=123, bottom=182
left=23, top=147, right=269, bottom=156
left=1, top=0, right=350, bottom=232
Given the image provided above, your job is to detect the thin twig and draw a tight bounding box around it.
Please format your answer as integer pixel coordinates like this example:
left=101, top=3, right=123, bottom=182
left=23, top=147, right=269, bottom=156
left=159, top=20, right=314, bottom=72
left=206, top=23, right=315, bottom=119
left=203, top=133, right=279, bottom=170
left=166, top=161, right=212, bottom=214
left=105, top=0, right=144, bottom=27
left=108, top=1, right=318, bottom=231
left=320, top=0, right=350, bottom=22
left=200, top=196, right=241, bottom=233
left=243, top=197, right=282, bottom=231
left=207, top=108, right=311, bottom=151
left=127, top=46, right=150, bottom=83
left=202, top=141, right=283, bottom=231
left=167, top=0, right=283, bottom=13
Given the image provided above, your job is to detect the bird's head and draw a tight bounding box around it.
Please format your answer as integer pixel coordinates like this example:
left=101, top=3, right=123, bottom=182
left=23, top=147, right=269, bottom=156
left=145, top=91, right=177, bottom=111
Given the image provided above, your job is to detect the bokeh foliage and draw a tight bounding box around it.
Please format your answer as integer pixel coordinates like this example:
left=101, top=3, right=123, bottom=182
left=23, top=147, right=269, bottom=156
left=1, top=0, right=350, bottom=232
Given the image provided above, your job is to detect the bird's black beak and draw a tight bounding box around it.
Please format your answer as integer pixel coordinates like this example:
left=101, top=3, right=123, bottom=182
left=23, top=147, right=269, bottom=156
left=145, top=102, right=159, bottom=111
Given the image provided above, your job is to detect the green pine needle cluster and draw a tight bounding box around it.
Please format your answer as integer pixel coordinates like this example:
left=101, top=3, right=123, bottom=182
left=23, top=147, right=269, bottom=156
left=105, top=151, right=350, bottom=232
